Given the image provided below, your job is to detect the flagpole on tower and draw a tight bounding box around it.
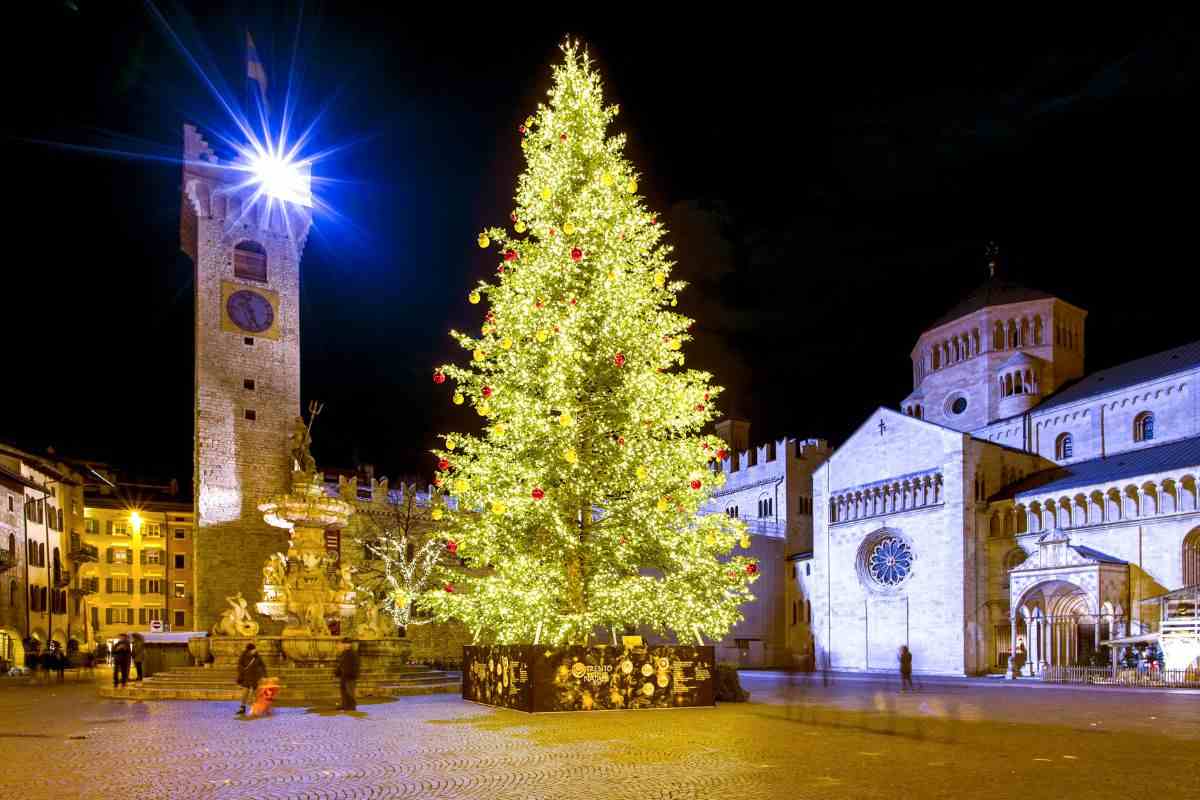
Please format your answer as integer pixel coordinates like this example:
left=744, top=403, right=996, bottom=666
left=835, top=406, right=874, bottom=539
left=246, top=31, right=270, bottom=125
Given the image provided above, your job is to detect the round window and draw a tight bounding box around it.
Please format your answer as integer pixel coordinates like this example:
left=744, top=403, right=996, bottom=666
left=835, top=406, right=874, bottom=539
left=867, top=536, right=914, bottom=587
left=950, top=397, right=968, bottom=415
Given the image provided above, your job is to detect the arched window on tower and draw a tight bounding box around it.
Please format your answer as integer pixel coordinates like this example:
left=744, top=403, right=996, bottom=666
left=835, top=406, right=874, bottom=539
left=972, top=329, right=980, bottom=355
left=1184, top=528, right=1200, bottom=586
left=1014, top=372, right=1023, bottom=394
left=233, top=240, right=268, bottom=283
left=931, top=348, right=940, bottom=370
left=1008, top=321, right=1018, bottom=349
left=1020, top=318, right=1029, bottom=347
left=1134, top=412, right=1155, bottom=443
left=1056, top=433, right=1073, bottom=460
left=1004, top=373, right=1013, bottom=396
left=993, top=322, right=1004, bottom=351
left=1033, top=316, right=1043, bottom=345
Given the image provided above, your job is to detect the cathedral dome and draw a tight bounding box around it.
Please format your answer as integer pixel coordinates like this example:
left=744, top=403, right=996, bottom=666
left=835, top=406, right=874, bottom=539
left=929, top=277, right=1055, bottom=329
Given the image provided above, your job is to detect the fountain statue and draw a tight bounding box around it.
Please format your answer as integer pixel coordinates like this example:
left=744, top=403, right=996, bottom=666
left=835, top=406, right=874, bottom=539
left=212, top=592, right=260, bottom=637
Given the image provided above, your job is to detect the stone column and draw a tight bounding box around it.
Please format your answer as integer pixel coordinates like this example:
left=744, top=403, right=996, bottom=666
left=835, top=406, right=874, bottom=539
left=1008, top=613, right=1019, bottom=678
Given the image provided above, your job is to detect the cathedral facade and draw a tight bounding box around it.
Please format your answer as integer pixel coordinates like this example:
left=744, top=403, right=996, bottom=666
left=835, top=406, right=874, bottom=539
left=812, top=277, right=1200, bottom=675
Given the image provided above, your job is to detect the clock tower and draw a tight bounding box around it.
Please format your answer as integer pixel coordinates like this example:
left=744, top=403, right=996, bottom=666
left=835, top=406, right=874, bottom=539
left=180, top=123, right=310, bottom=631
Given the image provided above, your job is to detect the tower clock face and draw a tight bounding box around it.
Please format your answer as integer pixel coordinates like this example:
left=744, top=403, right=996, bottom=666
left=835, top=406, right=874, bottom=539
left=226, top=289, right=275, bottom=333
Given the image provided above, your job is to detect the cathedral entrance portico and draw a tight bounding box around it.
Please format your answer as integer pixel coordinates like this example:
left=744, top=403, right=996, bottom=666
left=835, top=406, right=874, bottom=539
left=1005, top=530, right=1128, bottom=677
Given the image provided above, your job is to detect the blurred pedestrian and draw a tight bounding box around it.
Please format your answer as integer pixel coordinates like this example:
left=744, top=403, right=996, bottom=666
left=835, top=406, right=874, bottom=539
left=898, top=645, right=915, bottom=692
left=111, top=633, right=132, bottom=689
left=335, top=637, right=360, bottom=711
left=236, top=642, right=266, bottom=716
left=131, top=633, right=146, bottom=681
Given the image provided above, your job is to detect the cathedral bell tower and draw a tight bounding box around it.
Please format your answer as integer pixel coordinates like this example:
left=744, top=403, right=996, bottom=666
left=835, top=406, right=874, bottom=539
left=180, top=124, right=310, bottom=631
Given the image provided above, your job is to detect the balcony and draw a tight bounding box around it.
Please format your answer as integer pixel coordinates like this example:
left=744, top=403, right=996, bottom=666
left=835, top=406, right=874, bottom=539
left=53, top=569, right=71, bottom=588
left=740, top=519, right=787, bottom=539
left=69, top=533, right=99, bottom=563
left=71, top=577, right=99, bottom=596
left=0, top=548, right=15, bottom=572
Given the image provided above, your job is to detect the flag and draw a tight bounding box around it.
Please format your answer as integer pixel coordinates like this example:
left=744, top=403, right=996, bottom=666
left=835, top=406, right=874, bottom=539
left=246, top=31, right=268, bottom=112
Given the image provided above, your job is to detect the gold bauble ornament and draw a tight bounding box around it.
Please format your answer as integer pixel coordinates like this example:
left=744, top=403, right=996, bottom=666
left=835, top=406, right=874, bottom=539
left=739, top=536, right=751, bottom=549
left=493, top=424, right=506, bottom=436
left=541, top=187, right=552, bottom=200
left=653, top=272, right=666, bottom=288
left=453, top=478, right=468, bottom=493
left=601, top=173, right=614, bottom=187
left=705, top=533, right=716, bottom=546
left=477, top=403, right=490, bottom=417
left=559, top=412, right=573, bottom=427
left=668, top=339, right=681, bottom=351
left=524, top=116, right=534, bottom=128
left=536, top=330, right=548, bottom=343
left=431, top=508, right=444, bottom=521
left=514, top=221, right=527, bottom=233
left=656, top=497, right=670, bottom=512
left=452, top=392, right=464, bottom=405
left=627, top=179, right=638, bottom=194
left=563, top=222, right=576, bottom=235
left=468, top=291, right=481, bottom=305
left=563, top=447, right=578, bottom=464
left=492, top=501, right=507, bottom=515
left=501, top=337, right=513, bottom=350
left=477, top=234, right=490, bottom=249
left=635, top=466, right=647, bottom=481
left=473, top=349, right=485, bottom=361
left=445, top=438, right=456, bottom=451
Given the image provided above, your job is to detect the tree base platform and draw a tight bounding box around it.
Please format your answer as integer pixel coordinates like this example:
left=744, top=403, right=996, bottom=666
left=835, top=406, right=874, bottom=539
left=463, top=644, right=714, bottom=713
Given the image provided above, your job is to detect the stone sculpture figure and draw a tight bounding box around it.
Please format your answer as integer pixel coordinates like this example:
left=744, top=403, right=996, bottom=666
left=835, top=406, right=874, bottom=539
left=289, top=415, right=316, bottom=473
left=263, top=552, right=288, bottom=587
left=303, top=603, right=331, bottom=636
left=357, top=595, right=394, bottom=639
left=213, top=592, right=260, bottom=637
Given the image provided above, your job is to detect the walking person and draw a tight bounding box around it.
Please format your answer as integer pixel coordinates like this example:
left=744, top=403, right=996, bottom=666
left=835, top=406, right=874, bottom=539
left=898, top=645, right=915, bottom=692
left=334, top=637, right=359, bottom=711
left=111, top=633, right=132, bottom=689
left=236, top=642, right=266, bottom=716
left=131, top=633, right=146, bottom=682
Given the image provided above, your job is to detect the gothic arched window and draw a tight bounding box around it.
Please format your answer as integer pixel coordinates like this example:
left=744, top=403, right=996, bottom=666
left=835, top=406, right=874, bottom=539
left=1184, top=528, right=1200, bottom=586
left=233, top=240, right=268, bottom=283
left=1056, top=433, right=1073, bottom=460
left=1135, top=412, right=1155, bottom=443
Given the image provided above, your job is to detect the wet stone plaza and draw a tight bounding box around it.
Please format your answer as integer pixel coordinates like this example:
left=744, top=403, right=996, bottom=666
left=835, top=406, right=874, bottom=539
left=1, top=673, right=1198, bottom=799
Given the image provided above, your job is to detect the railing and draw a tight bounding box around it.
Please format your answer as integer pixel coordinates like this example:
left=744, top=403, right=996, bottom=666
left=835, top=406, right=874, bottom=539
left=1041, top=665, right=1200, bottom=688
left=69, top=534, right=99, bottom=562
left=72, top=577, right=99, bottom=595
left=53, top=569, right=71, bottom=588
left=1162, top=618, right=1200, bottom=636
left=740, top=519, right=787, bottom=538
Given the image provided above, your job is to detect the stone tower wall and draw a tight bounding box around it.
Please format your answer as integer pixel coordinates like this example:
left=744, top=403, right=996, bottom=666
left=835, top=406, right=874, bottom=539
left=184, top=125, right=307, bottom=631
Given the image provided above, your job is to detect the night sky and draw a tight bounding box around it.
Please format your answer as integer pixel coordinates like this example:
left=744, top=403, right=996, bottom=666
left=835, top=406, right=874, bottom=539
left=3, top=5, right=1198, bottom=489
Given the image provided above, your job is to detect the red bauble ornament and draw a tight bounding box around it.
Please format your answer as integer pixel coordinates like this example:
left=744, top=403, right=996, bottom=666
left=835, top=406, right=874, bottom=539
left=620, top=536, right=627, bottom=544
left=702, top=442, right=710, bottom=451
left=433, top=477, right=443, bottom=487
left=482, top=386, right=493, bottom=398
left=510, top=211, right=518, bottom=222
left=703, top=393, right=710, bottom=402
left=695, top=404, right=705, bottom=412
left=437, top=459, right=450, bottom=472
left=746, top=563, right=758, bottom=575
left=518, top=125, right=526, bottom=135
left=560, top=132, right=567, bottom=141
left=614, top=353, right=625, bottom=367
left=485, top=311, right=495, bottom=322
left=444, top=582, right=455, bottom=592
left=570, top=298, right=577, bottom=306
left=651, top=216, right=658, bottom=225
left=617, top=436, right=626, bottom=446
left=571, top=247, right=583, bottom=262
left=446, top=540, right=458, bottom=554
left=531, top=488, right=545, bottom=500
left=504, top=249, right=517, bottom=262
left=690, top=479, right=702, bottom=490
left=717, top=449, right=728, bottom=460
left=433, top=371, right=446, bottom=384
left=549, top=228, right=556, bottom=237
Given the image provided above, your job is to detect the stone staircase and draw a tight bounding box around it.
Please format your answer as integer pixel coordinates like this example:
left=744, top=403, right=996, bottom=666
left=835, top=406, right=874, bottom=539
left=99, top=663, right=461, bottom=705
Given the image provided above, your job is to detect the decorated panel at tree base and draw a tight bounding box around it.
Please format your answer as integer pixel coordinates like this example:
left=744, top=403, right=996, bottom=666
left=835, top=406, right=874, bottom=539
left=463, top=644, right=714, bottom=713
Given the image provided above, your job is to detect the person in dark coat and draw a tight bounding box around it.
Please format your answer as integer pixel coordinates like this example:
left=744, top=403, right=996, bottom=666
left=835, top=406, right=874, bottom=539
left=111, top=634, right=132, bottom=689
left=898, top=645, right=914, bottom=692
left=334, top=638, right=360, bottom=711
left=236, top=642, right=267, bottom=716
left=131, top=633, right=146, bottom=681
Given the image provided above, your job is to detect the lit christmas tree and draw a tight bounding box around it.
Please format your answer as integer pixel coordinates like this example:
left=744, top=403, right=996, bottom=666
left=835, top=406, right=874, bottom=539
left=422, top=41, right=756, bottom=647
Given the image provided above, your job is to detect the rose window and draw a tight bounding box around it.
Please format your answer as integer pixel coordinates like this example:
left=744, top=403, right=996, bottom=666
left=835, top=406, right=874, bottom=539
left=867, top=537, right=913, bottom=586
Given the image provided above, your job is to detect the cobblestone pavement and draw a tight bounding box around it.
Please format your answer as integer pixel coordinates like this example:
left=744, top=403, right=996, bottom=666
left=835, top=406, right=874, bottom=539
left=1, top=673, right=1198, bottom=800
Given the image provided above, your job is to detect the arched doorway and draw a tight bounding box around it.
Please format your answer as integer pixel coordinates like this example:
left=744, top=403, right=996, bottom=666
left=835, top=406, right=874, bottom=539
left=1019, top=580, right=1098, bottom=668
left=1184, top=527, right=1200, bottom=586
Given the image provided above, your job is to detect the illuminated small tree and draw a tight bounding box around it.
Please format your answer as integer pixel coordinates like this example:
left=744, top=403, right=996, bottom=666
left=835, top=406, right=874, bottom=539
left=423, top=41, right=756, bottom=647
left=355, top=484, right=450, bottom=628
